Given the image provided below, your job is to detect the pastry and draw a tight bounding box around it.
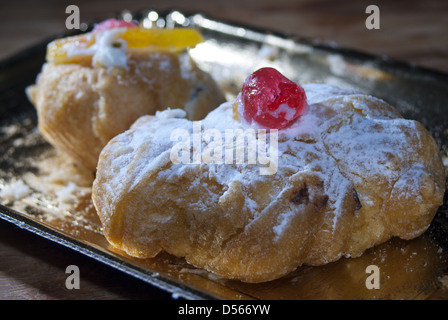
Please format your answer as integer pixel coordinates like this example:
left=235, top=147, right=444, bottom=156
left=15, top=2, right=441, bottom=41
left=27, top=19, right=225, bottom=171
left=92, top=67, right=446, bottom=283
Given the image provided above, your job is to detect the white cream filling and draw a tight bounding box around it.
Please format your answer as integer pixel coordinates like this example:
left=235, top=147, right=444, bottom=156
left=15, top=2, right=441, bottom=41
left=66, top=28, right=129, bottom=68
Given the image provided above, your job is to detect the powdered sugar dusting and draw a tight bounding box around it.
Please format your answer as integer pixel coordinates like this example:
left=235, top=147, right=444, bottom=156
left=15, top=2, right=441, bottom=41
left=97, top=82, right=442, bottom=243
left=0, top=179, right=30, bottom=201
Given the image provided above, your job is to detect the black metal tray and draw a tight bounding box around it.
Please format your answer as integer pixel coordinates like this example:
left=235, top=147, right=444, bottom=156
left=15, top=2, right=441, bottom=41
left=1, top=10, right=447, bottom=300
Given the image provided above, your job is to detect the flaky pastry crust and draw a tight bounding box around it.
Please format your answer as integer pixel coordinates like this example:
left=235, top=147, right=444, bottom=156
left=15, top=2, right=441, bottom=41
left=92, top=83, right=445, bottom=283
left=27, top=51, right=225, bottom=171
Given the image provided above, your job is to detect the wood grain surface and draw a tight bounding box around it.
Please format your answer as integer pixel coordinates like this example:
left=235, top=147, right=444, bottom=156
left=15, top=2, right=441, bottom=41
left=0, top=0, right=447, bottom=300
left=1, top=0, right=447, bottom=72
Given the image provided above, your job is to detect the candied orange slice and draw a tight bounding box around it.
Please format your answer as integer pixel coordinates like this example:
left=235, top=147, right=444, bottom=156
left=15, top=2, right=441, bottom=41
left=46, top=33, right=96, bottom=64
left=120, top=28, right=204, bottom=49
left=46, top=28, right=204, bottom=64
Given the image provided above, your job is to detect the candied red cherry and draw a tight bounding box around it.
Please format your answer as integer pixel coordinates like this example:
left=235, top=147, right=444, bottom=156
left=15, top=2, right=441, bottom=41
left=241, top=67, right=307, bottom=129
left=93, top=18, right=138, bottom=32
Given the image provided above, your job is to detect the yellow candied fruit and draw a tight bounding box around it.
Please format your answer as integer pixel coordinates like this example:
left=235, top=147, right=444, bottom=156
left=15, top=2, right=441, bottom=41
left=120, top=27, right=204, bottom=49
left=46, top=34, right=96, bottom=64
left=46, top=28, right=204, bottom=64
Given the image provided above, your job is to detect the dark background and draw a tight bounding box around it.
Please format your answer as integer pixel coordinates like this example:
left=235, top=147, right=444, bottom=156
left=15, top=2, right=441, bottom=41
left=1, top=0, right=447, bottom=72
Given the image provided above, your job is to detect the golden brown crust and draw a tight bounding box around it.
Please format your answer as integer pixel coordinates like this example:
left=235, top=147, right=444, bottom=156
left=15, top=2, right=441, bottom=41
left=27, top=52, right=225, bottom=171
left=92, top=84, right=446, bottom=283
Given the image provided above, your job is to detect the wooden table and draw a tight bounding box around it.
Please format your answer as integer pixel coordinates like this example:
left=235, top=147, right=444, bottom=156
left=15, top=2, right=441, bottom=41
left=0, top=0, right=447, bottom=300
left=1, top=0, right=447, bottom=73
